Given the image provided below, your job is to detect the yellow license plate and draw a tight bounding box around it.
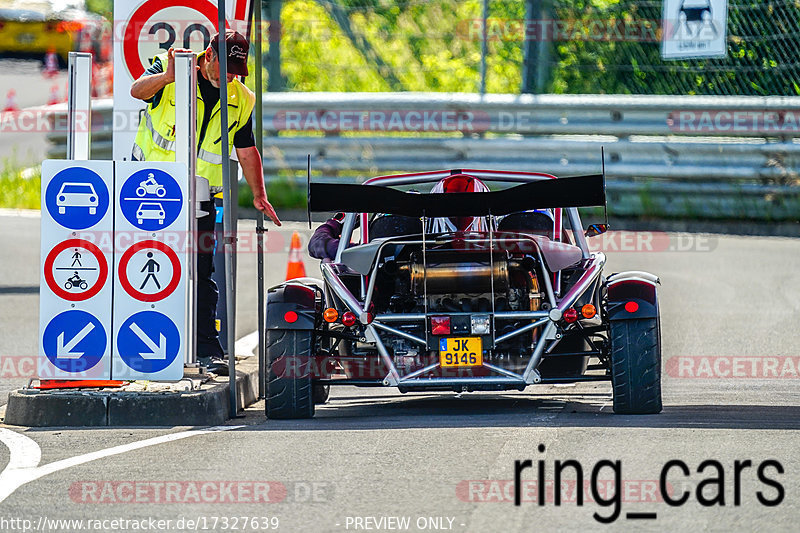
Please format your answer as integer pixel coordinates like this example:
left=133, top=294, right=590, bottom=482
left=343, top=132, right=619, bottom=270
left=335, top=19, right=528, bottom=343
left=439, top=337, right=482, bottom=367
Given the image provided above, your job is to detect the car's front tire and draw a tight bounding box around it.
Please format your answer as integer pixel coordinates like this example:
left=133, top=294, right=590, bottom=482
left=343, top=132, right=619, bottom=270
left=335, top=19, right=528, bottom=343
left=266, top=329, right=315, bottom=419
left=610, top=316, right=662, bottom=414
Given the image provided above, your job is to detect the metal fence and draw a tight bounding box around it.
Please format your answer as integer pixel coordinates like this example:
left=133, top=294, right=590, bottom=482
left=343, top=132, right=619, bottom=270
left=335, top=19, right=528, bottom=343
left=46, top=93, right=800, bottom=220
left=265, top=0, right=800, bottom=96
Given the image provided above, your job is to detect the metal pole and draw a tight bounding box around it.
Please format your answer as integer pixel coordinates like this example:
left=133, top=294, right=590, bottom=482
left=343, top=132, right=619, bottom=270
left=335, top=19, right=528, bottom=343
left=480, top=0, right=488, bottom=95
left=174, top=52, right=198, bottom=366
left=521, top=0, right=540, bottom=94
left=266, top=0, right=284, bottom=92
left=218, top=1, right=238, bottom=418
left=254, top=0, right=266, bottom=399
left=66, top=52, right=92, bottom=160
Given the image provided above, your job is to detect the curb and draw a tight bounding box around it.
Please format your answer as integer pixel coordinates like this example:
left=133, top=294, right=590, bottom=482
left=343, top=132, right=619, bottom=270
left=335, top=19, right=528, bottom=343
left=2, top=361, right=260, bottom=427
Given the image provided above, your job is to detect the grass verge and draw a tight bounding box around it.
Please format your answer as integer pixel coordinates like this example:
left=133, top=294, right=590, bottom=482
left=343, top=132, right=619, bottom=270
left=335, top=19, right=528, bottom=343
left=0, top=162, right=40, bottom=210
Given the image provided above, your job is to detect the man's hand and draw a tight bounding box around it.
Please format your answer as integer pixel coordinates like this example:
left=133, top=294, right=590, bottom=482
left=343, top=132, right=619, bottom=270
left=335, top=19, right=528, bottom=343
left=253, top=193, right=282, bottom=226
left=130, top=46, right=192, bottom=101
left=236, top=145, right=282, bottom=226
left=163, top=47, right=192, bottom=84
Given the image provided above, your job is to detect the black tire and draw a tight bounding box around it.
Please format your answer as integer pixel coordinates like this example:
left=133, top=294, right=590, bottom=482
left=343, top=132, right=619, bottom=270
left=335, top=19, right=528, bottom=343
left=313, top=383, right=330, bottom=404
left=610, top=317, right=662, bottom=414
left=266, top=329, right=315, bottom=419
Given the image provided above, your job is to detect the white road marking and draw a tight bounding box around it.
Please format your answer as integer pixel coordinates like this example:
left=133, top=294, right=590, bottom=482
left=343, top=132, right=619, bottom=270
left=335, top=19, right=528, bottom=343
left=0, top=208, right=41, bottom=218
left=235, top=330, right=259, bottom=358
left=0, top=425, right=242, bottom=504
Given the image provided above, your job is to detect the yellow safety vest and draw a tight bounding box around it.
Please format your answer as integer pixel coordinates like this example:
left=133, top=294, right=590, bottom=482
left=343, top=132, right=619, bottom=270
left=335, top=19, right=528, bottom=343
left=132, top=51, right=256, bottom=187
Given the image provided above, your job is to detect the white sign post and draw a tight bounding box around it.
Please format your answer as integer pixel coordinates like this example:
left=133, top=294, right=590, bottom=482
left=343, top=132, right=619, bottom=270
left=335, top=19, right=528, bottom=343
left=112, top=161, right=190, bottom=381
left=39, top=160, right=115, bottom=380
left=112, top=0, right=252, bottom=161
left=662, top=0, right=728, bottom=60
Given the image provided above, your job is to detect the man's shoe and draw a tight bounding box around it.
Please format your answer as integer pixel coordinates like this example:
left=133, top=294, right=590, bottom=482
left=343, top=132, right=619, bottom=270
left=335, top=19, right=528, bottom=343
left=199, top=356, right=229, bottom=376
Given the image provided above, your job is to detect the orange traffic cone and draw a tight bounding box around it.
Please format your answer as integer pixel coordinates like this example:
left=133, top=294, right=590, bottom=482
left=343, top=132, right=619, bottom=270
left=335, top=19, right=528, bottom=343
left=2, top=89, right=19, bottom=112
left=43, top=48, right=59, bottom=78
left=91, top=63, right=99, bottom=97
left=47, top=84, right=61, bottom=105
left=285, top=231, right=306, bottom=280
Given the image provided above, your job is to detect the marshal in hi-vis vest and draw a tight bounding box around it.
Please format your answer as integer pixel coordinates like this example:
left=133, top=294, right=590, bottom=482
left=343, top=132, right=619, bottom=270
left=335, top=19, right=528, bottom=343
left=132, top=51, right=256, bottom=187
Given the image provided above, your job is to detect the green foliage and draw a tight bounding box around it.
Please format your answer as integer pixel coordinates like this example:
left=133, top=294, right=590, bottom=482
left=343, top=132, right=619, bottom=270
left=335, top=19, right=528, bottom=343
left=273, top=0, right=525, bottom=93
left=239, top=177, right=307, bottom=209
left=84, top=0, right=112, bottom=19
left=265, top=0, right=799, bottom=96
left=0, top=162, right=41, bottom=210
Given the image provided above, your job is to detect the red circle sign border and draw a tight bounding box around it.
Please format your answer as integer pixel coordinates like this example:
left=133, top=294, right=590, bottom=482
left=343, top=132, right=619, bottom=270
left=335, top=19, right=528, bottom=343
left=44, top=239, right=108, bottom=301
left=118, top=240, right=182, bottom=302
left=122, top=0, right=224, bottom=80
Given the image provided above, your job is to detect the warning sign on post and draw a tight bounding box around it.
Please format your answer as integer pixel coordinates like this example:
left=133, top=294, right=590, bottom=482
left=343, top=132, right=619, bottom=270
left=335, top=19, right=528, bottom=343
left=113, top=161, right=189, bottom=381
left=662, top=0, right=728, bottom=60
left=39, top=161, right=115, bottom=380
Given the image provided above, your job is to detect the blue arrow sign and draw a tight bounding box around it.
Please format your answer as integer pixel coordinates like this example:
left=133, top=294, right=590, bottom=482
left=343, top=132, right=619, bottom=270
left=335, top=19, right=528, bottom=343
left=44, top=167, right=110, bottom=230
left=42, top=310, right=106, bottom=372
left=119, top=168, right=183, bottom=230
left=117, top=311, right=180, bottom=373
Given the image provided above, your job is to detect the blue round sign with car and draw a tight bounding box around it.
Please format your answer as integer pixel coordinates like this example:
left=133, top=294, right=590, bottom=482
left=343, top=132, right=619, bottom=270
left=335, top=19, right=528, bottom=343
left=44, top=166, right=110, bottom=230
left=119, top=168, right=183, bottom=230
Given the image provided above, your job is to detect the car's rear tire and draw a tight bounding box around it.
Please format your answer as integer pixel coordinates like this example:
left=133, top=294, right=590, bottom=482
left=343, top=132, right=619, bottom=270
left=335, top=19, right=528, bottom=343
left=610, top=317, right=662, bottom=414
left=266, top=329, right=315, bottom=419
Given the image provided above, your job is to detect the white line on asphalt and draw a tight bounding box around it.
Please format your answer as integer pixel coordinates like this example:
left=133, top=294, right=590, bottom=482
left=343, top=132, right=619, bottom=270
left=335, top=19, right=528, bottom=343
left=235, top=330, right=259, bottom=358
left=0, top=208, right=41, bottom=218
left=0, top=425, right=242, bottom=504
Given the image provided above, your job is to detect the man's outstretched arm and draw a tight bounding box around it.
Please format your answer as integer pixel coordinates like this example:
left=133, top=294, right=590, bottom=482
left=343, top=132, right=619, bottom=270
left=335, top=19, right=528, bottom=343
left=236, top=145, right=281, bottom=226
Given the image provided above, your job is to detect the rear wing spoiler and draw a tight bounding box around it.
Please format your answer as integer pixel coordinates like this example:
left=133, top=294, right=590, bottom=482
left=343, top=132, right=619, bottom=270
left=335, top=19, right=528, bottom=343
left=308, top=174, right=605, bottom=217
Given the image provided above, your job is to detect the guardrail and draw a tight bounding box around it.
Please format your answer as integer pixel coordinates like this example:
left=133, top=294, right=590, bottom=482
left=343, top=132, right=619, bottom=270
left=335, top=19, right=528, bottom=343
left=45, top=94, right=800, bottom=220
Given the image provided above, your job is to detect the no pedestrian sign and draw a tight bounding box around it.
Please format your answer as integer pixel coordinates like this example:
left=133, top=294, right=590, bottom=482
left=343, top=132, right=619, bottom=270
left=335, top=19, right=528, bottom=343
left=113, top=161, right=189, bottom=381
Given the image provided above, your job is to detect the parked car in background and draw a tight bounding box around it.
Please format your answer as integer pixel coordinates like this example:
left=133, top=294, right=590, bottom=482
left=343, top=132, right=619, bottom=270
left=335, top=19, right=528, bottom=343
left=0, top=0, right=110, bottom=67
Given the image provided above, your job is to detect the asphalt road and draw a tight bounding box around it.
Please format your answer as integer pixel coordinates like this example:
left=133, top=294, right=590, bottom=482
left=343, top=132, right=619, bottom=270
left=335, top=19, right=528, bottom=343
left=1, top=211, right=800, bottom=531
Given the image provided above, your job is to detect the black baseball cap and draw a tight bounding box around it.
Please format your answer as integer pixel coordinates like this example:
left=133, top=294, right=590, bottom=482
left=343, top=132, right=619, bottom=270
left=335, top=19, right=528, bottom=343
left=210, top=30, right=249, bottom=76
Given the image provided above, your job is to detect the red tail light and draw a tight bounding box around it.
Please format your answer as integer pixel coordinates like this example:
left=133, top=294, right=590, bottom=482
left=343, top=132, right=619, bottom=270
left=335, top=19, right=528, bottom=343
left=431, top=316, right=451, bottom=335
left=284, top=311, right=298, bottom=323
left=624, top=301, right=639, bottom=313
left=563, top=308, right=578, bottom=323
left=341, top=311, right=357, bottom=327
